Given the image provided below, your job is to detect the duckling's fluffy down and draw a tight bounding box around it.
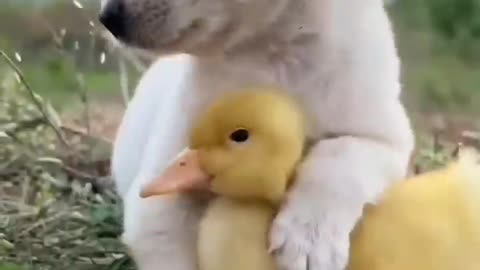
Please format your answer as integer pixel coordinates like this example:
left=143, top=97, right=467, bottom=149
left=348, top=148, right=480, bottom=270
left=198, top=198, right=278, bottom=270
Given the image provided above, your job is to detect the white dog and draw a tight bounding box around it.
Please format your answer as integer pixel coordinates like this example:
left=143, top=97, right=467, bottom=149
left=99, top=0, right=414, bottom=270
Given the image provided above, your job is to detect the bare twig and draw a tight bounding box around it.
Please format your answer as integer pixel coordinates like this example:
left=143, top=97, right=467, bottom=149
left=18, top=211, right=69, bottom=237
left=77, top=73, right=91, bottom=136
left=3, top=117, right=44, bottom=134
left=118, top=57, right=130, bottom=106
left=118, top=48, right=149, bottom=73
left=61, top=124, right=112, bottom=144
left=0, top=50, right=69, bottom=147
left=61, top=164, right=98, bottom=183
left=83, top=30, right=98, bottom=136
left=99, top=30, right=148, bottom=73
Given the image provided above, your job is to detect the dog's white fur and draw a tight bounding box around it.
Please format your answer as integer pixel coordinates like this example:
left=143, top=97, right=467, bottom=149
left=107, top=0, right=414, bottom=269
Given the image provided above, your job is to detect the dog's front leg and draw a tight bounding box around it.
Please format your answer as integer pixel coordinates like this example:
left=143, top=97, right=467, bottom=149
left=270, top=136, right=412, bottom=270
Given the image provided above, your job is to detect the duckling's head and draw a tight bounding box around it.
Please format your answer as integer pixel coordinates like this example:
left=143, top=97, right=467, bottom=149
left=140, top=88, right=306, bottom=204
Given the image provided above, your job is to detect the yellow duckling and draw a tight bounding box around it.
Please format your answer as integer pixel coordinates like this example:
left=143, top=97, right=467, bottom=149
left=140, top=88, right=306, bottom=270
left=348, top=147, right=480, bottom=270
left=141, top=88, right=480, bottom=270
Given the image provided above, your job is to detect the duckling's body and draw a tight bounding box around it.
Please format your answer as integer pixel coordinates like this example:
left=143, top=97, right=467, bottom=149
left=348, top=149, right=480, bottom=270
left=198, top=198, right=276, bottom=270
left=193, top=90, right=305, bottom=270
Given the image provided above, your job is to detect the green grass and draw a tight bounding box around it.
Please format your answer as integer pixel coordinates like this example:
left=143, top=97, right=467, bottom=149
left=23, top=67, right=117, bottom=105
left=0, top=263, right=27, bottom=270
left=394, top=24, right=480, bottom=117
left=404, top=51, right=480, bottom=115
left=0, top=59, right=116, bottom=105
left=3, top=52, right=120, bottom=106
left=0, top=65, right=134, bottom=270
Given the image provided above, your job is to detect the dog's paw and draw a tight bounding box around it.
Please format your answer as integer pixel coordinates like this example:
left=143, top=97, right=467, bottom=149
left=269, top=207, right=350, bottom=270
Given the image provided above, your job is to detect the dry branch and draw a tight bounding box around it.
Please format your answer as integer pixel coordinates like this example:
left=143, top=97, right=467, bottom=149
left=0, top=50, right=70, bottom=147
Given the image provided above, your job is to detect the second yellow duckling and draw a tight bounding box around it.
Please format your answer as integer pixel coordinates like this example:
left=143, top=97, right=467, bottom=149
left=348, top=147, right=480, bottom=270
left=141, top=88, right=306, bottom=270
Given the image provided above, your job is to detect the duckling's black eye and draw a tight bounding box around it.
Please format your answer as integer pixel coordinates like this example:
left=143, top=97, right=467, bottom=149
left=229, top=128, right=250, bottom=143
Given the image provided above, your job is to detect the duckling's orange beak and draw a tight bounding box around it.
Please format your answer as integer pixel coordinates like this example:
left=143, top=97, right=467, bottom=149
left=139, top=149, right=211, bottom=198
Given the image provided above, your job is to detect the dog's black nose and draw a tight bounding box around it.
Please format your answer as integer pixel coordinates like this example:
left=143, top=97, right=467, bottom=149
left=99, top=0, right=127, bottom=39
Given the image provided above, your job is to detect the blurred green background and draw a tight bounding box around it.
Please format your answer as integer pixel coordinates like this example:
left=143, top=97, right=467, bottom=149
left=1, top=0, right=479, bottom=132
left=0, top=0, right=141, bottom=111
left=393, top=0, right=480, bottom=122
